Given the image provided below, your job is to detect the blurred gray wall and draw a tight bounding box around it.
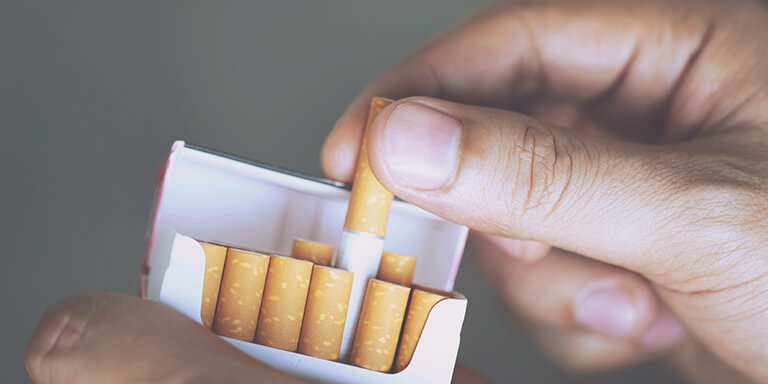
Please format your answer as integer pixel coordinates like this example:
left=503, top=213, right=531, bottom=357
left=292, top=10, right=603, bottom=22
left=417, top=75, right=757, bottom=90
left=1, top=1, right=679, bottom=382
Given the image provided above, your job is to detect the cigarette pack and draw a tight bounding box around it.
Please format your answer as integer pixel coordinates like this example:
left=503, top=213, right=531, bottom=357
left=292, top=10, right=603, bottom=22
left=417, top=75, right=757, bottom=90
left=141, top=141, right=469, bottom=383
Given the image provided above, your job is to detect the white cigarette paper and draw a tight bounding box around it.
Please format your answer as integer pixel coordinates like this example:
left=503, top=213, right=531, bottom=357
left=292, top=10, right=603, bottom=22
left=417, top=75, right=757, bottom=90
left=334, top=97, right=394, bottom=360
left=335, top=230, right=385, bottom=359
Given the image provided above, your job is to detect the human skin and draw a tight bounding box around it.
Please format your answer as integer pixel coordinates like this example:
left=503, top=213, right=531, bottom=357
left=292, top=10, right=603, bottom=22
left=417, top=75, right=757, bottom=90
left=25, top=0, right=768, bottom=383
left=24, top=294, right=486, bottom=383
left=321, top=0, right=768, bottom=382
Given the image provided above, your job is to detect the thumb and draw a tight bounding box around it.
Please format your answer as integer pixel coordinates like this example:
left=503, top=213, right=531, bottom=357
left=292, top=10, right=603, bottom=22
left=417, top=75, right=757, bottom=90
left=367, top=97, right=702, bottom=273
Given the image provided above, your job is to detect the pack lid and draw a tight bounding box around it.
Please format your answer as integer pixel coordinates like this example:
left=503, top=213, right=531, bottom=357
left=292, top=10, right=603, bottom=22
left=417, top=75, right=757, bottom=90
left=142, top=141, right=468, bottom=296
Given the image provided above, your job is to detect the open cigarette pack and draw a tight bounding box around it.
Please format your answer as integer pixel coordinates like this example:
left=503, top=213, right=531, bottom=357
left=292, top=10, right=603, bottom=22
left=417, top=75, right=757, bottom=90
left=141, top=105, right=469, bottom=383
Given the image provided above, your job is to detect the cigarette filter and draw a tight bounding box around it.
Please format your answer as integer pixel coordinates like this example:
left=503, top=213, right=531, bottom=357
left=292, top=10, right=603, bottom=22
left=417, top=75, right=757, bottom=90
left=376, top=251, right=417, bottom=287
left=199, top=242, right=227, bottom=329
left=298, top=265, right=353, bottom=361
left=350, top=279, right=410, bottom=372
left=342, top=97, right=394, bottom=237
left=291, top=238, right=334, bottom=266
left=336, top=97, right=395, bottom=359
left=394, top=288, right=448, bottom=372
left=255, top=255, right=313, bottom=351
left=212, top=249, right=270, bottom=342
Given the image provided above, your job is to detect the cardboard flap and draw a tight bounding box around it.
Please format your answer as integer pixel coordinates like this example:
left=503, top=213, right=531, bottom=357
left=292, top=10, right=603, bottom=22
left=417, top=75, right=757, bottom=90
left=147, top=141, right=468, bottom=292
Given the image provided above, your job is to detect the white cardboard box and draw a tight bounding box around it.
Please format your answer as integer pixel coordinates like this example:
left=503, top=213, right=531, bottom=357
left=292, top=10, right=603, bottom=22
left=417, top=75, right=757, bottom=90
left=141, top=141, right=470, bottom=383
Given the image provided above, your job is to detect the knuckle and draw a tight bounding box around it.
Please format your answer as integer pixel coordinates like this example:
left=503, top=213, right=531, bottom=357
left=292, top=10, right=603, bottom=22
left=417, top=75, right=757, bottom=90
left=26, top=295, right=98, bottom=382
left=501, top=120, right=584, bottom=222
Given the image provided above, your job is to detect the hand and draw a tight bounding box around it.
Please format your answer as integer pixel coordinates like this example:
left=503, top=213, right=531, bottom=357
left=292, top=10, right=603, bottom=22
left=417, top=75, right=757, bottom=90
left=322, top=0, right=768, bottom=382
left=25, top=294, right=487, bottom=383
left=24, top=294, right=306, bottom=383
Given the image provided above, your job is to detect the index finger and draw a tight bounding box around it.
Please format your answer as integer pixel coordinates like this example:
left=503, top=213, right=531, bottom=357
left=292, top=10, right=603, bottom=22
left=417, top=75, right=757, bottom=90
left=321, top=0, right=728, bottom=182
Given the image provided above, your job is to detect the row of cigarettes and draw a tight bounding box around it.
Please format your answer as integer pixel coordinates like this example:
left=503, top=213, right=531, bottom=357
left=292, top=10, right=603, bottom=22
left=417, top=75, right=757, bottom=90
left=198, top=238, right=448, bottom=373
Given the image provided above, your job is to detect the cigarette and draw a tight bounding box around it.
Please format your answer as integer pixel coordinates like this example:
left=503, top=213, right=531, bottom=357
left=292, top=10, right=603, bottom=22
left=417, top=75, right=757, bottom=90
left=212, top=248, right=270, bottom=342
left=298, top=265, right=354, bottom=361
left=376, top=251, right=417, bottom=287
left=255, top=255, right=314, bottom=351
left=394, top=288, right=448, bottom=372
left=335, top=97, right=395, bottom=359
left=199, top=242, right=227, bottom=329
left=350, top=279, right=410, bottom=372
left=342, top=97, right=394, bottom=237
left=291, top=238, right=334, bottom=266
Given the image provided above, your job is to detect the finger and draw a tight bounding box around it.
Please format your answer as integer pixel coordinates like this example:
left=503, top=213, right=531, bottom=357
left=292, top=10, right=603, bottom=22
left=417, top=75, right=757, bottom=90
left=480, top=233, right=551, bottom=263
left=525, top=323, right=678, bottom=373
left=452, top=362, right=490, bottom=384
left=471, top=234, right=686, bottom=371
left=528, top=323, right=642, bottom=373
left=25, top=293, right=305, bottom=384
left=322, top=0, right=721, bottom=181
left=365, top=97, right=738, bottom=276
left=471, top=233, right=685, bottom=343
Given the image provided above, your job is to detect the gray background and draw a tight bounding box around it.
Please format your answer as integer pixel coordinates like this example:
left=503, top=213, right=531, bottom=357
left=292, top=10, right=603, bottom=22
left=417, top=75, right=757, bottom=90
left=1, top=1, right=679, bottom=382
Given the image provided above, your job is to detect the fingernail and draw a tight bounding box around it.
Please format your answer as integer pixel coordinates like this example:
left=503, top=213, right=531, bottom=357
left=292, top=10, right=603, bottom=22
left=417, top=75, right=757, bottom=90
left=575, top=286, right=637, bottom=338
left=642, top=309, right=685, bottom=349
left=382, top=103, right=461, bottom=190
